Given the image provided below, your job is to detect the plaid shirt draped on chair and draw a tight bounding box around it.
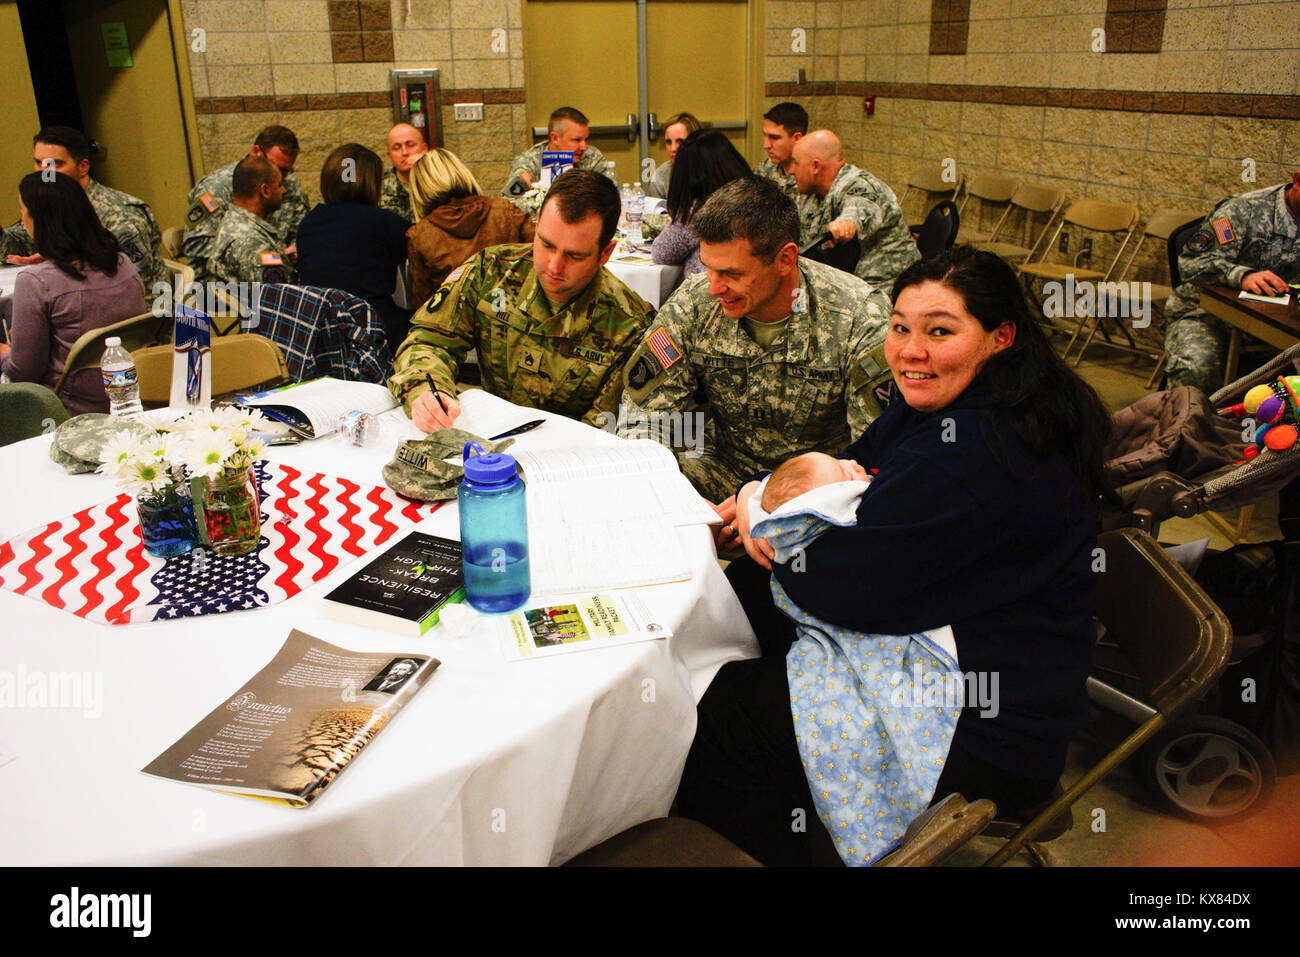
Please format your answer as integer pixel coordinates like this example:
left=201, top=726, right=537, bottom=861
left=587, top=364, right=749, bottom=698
left=252, top=285, right=393, bottom=384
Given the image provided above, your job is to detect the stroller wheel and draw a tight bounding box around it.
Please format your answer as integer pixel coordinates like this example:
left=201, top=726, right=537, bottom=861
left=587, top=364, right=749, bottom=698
left=1139, top=716, right=1276, bottom=821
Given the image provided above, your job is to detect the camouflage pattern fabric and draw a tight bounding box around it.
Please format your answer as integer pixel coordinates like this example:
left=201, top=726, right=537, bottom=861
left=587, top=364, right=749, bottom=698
left=381, top=168, right=415, bottom=223
left=2, top=182, right=167, bottom=299
left=798, top=164, right=920, bottom=290
left=503, top=142, right=613, bottom=192
left=1164, top=183, right=1300, bottom=392
left=183, top=159, right=309, bottom=281
left=382, top=427, right=515, bottom=501
left=621, top=259, right=892, bottom=502
left=388, top=243, right=654, bottom=428
left=753, top=157, right=801, bottom=205
left=209, top=205, right=295, bottom=286
left=48, top=413, right=156, bottom=474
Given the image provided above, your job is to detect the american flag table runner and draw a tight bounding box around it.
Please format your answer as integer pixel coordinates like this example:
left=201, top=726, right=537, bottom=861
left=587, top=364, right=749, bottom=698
left=0, top=462, right=436, bottom=625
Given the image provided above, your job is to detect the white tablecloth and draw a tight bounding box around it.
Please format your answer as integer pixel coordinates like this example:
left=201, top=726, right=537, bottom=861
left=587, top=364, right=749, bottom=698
left=0, top=395, right=756, bottom=865
left=606, top=256, right=682, bottom=309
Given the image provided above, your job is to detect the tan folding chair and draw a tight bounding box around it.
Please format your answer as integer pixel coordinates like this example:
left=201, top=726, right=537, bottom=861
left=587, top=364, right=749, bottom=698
left=161, top=227, right=185, bottom=260
left=971, top=182, right=1065, bottom=265
left=202, top=283, right=251, bottom=337
left=901, top=165, right=965, bottom=228
left=51, top=312, right=168, bottom=401
left=132, top=333, right=289, bottom=404
left=1067, top=208, right=1207, bottom=374
left=983, top=528, right=1231, bottom=866
left=956, top=172, right=1020, bottom=244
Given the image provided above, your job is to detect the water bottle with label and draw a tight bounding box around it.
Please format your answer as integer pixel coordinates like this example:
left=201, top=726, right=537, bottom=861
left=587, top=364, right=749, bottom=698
left=458, top=441, right=530, bottom=613
left=100, top=336, right=143, bottom=416
left=626, top=182, right=645, bottom=246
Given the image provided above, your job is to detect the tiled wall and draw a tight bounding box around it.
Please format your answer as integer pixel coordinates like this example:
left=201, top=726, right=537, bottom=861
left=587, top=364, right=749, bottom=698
left=180, top=0, right=530, bottom=198
left=764, top=0, right=1300, bottom=284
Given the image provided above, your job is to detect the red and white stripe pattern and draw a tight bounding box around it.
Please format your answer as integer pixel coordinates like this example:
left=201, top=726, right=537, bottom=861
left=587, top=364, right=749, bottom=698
left=0, top=462, right=437, bottom=625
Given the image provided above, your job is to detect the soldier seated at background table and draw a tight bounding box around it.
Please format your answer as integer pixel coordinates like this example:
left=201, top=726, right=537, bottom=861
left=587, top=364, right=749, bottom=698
left=207, top=156, right=295, bottom=287
left=183, top=125, right=309, bottom=282
left=1163, top=169, right=1300, bottom=393
left=380, top=122, right=429, bottom=223
left=752, top=102, right=807, bottom=204
left=1, top=126, right=168, bottom=300
left=620, top=175, right=893, bottom=537
left=792, top=129, right=920, bottom=291
left=502, top=107, right=616, bottom=202
left=389, top=168, right=654, bottom=431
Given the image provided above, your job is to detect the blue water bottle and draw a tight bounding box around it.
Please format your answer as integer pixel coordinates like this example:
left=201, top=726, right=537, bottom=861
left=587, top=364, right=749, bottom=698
left=458, top=441, right=530, bottom=613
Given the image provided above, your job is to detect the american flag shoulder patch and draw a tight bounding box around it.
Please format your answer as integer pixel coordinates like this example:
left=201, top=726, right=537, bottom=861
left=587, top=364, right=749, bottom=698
left=1212, top=217, right=1235, bottom=245
left=646, top=327, right=682, bottom=370
left=260, top=251, right=283, bottom=265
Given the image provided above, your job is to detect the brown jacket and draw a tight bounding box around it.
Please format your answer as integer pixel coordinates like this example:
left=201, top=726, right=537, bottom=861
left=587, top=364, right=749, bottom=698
left=406, top=195, right=535, bottom=306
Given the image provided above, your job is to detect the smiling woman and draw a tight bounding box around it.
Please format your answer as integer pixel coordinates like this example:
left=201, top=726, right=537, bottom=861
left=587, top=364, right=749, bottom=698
left=679, top=245, right=1115, bottom=866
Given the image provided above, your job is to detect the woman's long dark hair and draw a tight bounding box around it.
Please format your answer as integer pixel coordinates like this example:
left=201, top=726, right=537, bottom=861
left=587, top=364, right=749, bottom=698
left=18, top=171, right=120, bottom=281
left=890, top=245, right=1113, bottom=506
left=665, top=129, right=751, bottom=224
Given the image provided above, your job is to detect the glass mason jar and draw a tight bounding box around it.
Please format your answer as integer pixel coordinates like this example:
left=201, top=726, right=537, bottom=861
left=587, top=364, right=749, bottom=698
left=136, top=484, right=198, bottom=558
left=192, top=464, right=262, bottom=557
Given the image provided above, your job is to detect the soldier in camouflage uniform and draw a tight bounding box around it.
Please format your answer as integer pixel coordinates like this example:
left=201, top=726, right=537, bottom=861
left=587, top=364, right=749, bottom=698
left=183, top=125, right=308, bottom=282
left=1164, top=172, right=1300, bottom=392
left=503, top=108, right=615, bottom=213
left=2, top=127, right=168, bottom=299
left=792, top=130, right=919, bottom=290
left=391, top=169, right=653, bottom=431
left=208, top=157, right=294, bottom=287
left=380, top=123, right=429, bottom=222
left=751, top=102, right=808, bottom=205
left=621, top=177, right=893, bottom=504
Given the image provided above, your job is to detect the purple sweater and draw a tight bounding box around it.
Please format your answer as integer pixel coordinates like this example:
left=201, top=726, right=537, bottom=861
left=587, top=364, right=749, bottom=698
left=651, top=220, right=703, bottom=276
left=2, top=254, right=147, bottom=415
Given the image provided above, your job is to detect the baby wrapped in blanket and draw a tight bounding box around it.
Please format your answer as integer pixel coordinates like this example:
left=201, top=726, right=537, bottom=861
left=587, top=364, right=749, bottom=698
left=749, top=452, right=965, bottom=865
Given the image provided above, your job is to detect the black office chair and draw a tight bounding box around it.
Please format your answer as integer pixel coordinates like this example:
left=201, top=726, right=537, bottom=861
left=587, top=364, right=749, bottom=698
left=799, top=231, right=860, bottom=275
left=915, top=200, right=961, bottom=259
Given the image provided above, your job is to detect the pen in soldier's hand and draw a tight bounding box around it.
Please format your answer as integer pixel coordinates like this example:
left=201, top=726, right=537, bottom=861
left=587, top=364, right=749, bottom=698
left=424, top=373, right=449, bottom=415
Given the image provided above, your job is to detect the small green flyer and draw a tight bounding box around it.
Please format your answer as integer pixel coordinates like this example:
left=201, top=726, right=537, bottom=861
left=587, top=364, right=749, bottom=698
left=101, top=22, right=133, bottom=68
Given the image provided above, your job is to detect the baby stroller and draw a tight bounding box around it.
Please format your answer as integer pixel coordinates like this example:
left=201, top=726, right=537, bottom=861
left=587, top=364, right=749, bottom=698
left=1091, top=343, right=1300, bottom=820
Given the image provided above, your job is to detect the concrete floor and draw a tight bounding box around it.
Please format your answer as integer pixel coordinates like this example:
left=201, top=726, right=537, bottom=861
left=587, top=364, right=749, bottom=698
left=943, top=345, right=1299, bottom=867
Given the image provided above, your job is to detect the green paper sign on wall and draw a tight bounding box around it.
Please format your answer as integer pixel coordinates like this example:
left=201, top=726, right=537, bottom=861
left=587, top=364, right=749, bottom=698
left=101, top=22, right=133, bottom=68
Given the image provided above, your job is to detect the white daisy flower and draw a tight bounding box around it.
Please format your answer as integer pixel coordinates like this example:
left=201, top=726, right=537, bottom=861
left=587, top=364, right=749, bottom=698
left=185, top=433, right=237, bottom=479
left=121, top=458, right=171, bottom=499
left=97, top=433, right=144, bottom=477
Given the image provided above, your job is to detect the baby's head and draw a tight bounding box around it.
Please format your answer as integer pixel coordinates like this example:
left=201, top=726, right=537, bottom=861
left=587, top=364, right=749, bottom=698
left=762, top=452, right=867, bottom=512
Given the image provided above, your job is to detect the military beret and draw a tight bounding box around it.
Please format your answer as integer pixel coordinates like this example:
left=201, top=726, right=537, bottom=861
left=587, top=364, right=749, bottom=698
left=382, top=428, right=516, bottom=502
left=48, top=414, right=157, bottom=475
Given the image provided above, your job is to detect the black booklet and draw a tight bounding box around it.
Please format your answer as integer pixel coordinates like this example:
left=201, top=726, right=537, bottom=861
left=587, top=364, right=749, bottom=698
left=324, top=532, right=465, bottom=636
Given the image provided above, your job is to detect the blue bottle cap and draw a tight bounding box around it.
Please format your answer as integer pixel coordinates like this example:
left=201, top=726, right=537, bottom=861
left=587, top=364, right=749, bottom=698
left=462, top=441, right=519, bottom=485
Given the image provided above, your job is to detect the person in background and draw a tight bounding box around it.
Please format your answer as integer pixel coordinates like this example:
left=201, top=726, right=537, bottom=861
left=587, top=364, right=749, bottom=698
left=0, top=127, right=167, bottom=301
left=405, top=148, right=535, bottom=307
left=208, top=156, right=295, bottom=287
left=753, top=102, right=807, bottom=203
left=296, top=144, right=413, bottom=354
left=380, top=123, right=430, bottom=223
left=503, top=107, right=616, bottom=199
left=646, top=112, right=701, bottom=200
left=0, top=172, right=147, bottom=416
left=183, top=125, right=309, bottom=281
left=651, top=129, right=751, bottom=277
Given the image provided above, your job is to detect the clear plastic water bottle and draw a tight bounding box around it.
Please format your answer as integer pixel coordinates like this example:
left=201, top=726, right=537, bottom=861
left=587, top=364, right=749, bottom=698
left=458, top=441, right=530, bottom=614
left=626, top=182, right=645, bottom=246
left=605, top=160, right=616, bottom=182
left=100, top=336, right=143, bottom=416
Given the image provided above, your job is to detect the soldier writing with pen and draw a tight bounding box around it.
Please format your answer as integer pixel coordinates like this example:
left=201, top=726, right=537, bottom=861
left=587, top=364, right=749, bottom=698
left=388, top=169, right=654, bottom=433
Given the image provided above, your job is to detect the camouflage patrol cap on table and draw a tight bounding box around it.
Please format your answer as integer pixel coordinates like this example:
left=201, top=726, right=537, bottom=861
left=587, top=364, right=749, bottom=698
left=382, top=428, right=516, bottom=502
left=49, top=414, right=157, bottom=474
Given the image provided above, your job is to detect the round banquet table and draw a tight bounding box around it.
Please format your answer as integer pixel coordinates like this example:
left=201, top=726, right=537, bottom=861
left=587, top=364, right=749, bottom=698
left=0, top=396, right=757, bottom=865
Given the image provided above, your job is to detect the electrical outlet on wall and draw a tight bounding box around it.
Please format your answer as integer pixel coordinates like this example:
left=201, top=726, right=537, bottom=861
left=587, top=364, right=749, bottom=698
left=454, top=103, right=484, bottom=121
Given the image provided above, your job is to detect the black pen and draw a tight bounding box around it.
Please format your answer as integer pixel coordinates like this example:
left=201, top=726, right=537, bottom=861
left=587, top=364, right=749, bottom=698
left=424, top=373, right=449, bottom=415
left=490, top=419, right=546, bottom=441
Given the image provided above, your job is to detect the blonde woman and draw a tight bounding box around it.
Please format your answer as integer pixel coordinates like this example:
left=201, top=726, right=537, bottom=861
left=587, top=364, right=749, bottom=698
left=406, top=148, right=534, bottom=305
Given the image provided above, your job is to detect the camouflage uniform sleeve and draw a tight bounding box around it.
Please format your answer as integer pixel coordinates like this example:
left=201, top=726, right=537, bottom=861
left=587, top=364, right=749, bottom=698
left=224, top=227, right=294, bottom=286
left=844, top=288, right=894, bottom=436
left=506, top=146, right=541, bottom=186
left=620, top=298, right=697, bottom=454
left=387, top=260, right=482, bottom=411
left=837, top=184, right=887, bottom=246
left=277, top=176, right=310, bottom=246
left=1177, top=199, right=1259, bottom=290
left=0, top=223, right=36, bottom=260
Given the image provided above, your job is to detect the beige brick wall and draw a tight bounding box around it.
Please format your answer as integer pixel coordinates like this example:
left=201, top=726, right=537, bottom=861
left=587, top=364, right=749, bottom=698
left=181, top=0, right=530, bottom=195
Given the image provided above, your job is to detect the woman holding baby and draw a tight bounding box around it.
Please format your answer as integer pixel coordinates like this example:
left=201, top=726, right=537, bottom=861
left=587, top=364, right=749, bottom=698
left=675, top=245, right=1113, bottom=866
